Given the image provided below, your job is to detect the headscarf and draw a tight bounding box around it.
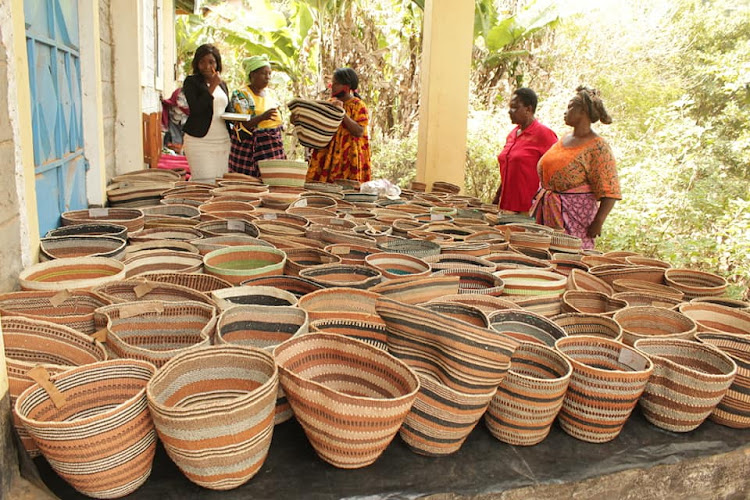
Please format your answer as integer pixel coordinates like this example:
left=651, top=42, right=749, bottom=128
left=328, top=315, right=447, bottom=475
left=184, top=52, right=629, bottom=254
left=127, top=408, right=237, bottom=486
left=243, top=55, right=271, bottom=75
left=575, top=86, right=612, bottom=124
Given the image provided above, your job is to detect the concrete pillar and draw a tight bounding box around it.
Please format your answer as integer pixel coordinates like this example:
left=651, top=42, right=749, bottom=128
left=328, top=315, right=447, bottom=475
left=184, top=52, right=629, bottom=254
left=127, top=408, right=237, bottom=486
left=162, top=0, right=176, bottom=94
left=415, top=0, right=475, bottom=193
left=111, top=0, right=144, bottom=174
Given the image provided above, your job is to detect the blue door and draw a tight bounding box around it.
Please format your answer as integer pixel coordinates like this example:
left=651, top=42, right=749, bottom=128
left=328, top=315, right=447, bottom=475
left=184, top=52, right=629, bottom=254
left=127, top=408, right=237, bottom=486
left=25, top=0, right=87, bottom=236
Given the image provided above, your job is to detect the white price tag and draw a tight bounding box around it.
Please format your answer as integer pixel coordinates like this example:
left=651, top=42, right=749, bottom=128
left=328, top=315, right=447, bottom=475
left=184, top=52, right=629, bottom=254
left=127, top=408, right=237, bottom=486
left=618, top=347, right=648, bottom=372
left=227, top=219, right=245, bottom=231
left=89, top=208, right=109, bottom=217
left=296, top=198, right=308, bottom=208
left=263, top=213, right=277, bottom=220
left=430, top=214, right=445, bottom=221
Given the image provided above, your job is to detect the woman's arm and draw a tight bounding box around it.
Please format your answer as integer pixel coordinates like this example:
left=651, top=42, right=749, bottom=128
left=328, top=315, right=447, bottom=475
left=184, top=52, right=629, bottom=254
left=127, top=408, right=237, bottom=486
left=588, top=197, right=617, bottom=239
left=341, top=113, right=364, bottom=137
left=182, top=76, right=214, bottom=115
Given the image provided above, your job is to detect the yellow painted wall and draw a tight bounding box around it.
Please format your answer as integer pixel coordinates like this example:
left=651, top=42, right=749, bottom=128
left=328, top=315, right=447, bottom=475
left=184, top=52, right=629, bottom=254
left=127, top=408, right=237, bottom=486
left=415, top=0, right=475, bottom=193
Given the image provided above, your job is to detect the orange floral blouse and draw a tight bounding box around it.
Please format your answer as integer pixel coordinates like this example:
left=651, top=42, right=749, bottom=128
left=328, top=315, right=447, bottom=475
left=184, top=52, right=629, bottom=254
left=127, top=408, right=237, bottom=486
left=537, top=136, right=621, bottom=200
left=306, top=97, right=372, bottom=183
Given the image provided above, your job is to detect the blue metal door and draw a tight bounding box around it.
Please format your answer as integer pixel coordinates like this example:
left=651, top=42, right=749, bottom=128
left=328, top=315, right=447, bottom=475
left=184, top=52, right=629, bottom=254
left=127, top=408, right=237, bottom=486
left=25, top=0, right=87, bottom=236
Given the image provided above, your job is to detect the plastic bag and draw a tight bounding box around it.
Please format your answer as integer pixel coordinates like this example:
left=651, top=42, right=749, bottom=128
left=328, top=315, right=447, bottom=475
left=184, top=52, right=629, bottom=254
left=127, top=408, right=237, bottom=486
left=360, top=179, right=402, bottom=200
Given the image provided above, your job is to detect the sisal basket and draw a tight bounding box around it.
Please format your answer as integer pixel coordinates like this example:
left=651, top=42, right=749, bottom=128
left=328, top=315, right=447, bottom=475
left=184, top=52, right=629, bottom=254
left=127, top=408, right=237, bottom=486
left=561, top=290, right=628, bottom=317
left=551, top=312, right=623, bottom=342
left=123, top=250, right=203, bottom=278
left=61, top=208, right=145, bottom=233
left=92, top=279, right=214, bottom=306
left=0, top=290, right=110, bottom=335
left=488, top=309, right=567, bottom=347
left=495, top=269, right=567, bottom=297
left=257, top=159, right=308, bottom=187
left=211, top=286, right=298, bottom=310
left=678, top=302, right=750, bottom=336
left=309, top=316, right=388, bottom=351
left=612, top=291, right=683, bottom=310
left=204, top=245, right=287, bottom=285
left=364, top=252, right=432, bottom=280
left=297, top=287, right=379, bottom=321
left=239, top=275, right=324, bottom=297
left=46, top=222, right=128, bottom=241
left=299, top=263, right=382, bottom=289
left=422, top=301, right=489, bottom=328
left=664, top=268, right=728, bottom=299
left=139, top=272, right=233, bottom=293
left=566, top=268, right=614, bottom=296
left=613, top=306, right=698, bottom=346
left=425, top=293, right=521, bottom=313
left=284, top=247, right=342, bottom=277
left=39, top=235, right=126, bottom=261
left=611, top=279, right=684, bottom=300
left=370, top=275, right=460, bottom=305
left=18, top=257, right=126, bottom=291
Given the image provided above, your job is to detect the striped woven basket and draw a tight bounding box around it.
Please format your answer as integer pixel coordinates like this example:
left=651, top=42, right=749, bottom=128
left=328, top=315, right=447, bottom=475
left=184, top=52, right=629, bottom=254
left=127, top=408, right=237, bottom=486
left=634, top=338, right=736, bottom=432
left=257, top=159, right=308, bottom=187
left=199, top=200, right=257, bottom=217
left=495, top=269, right=567, bottom=297
left=485, top=342, right=572, bottom=446
left=287, top=99, right=345, bottom=149
left=613, top=305, right=698, bottom=346
left=370, top=275, right=460, bottom=305
left=566, top=268, right=615, bottom=296
left=138, top=272, right=233, bottom=293
left=299, top=263, right=382, bottom=289
left=422, top=302, right=490, bottom=328
left=216, top=305, right=308, bottom=350
left=611, top=279, right=685, bottom=300
left=551, top=312, right=623, bottom=342
left=664, top=268, right=728, bottom=299
left=273, top=332, right=420, bottom=468
left=550, top=258, right=590, bottom=277
left=18, top=257, right=127, bottom=291
left=424, top=253, right=496, bottom=272
left=126, top=240, right=200, bottom=257
left=554, top=336, right=653, bottom=443
left=297, top=287, right=379, bottom=321
left=364, top=252, right=431, bottom=280
left=146, top=345, right=278, bottom=490
left=92, top=280, right=214, bottom=306
left=291, top=195, right=338, bottom=210
left=425, top=293, right=521, bottom=313
left=488, top=309, right=567, bottom=347
left=320, top=227, right=378, bottom=248
left=511, top=294, right=564, bottom=317
left=0, top=290, right=110, bottom=334
left=678, top=302, right=750, bottom=335
left=624, top=255, right=672, bottom=269
left=40, top=235, right=127, bottom=261
left=204, top=245, right=287, bottom=285
left=508, top=245, right=552, bottom=261
left=376, top=238, right=441, bottom=258
left=46, top=222, right=128, bottom=241
left=61, top=208, right=145, bottom=233
left=561, top=290, right=628, bottom=317
left=691, top=297, right=750, bottom=311
left=194, top=219, right=260, bottom=238
left=590, top=265, right=666, bottom=286
left=612, top=291, right=683, bottom=310
left=97, top=300, right=216, bottom=368
left=239, top=275, right=324, bottom=297
left=309, top=317, right=388, bottom=351
left=439, top=242, right=491, bottom=258
left=377, top=296, right=519, bottom=395
left=141, top=203, right=201, bottom=220
left=508, top=231, right=552, bottom=250
left=432, top=269, right=505, bottom=296
left=694, top=332, right=750, bottom=428
left=211, top=286, right=298, bottom=310
left=549, top=232, right=582, bottom=253
left=3, top=316, right=107, bottom=456
left=285, top=247, right=342, bottom=277
left=14, top=359, right=157, bottom=498
left=431, top=181, right=461, bottom=194
left=124, top=250, right=204, bottom=278
left=486, top=252, right=554, bottom=272
left=191, top=235, right=271, bottom=256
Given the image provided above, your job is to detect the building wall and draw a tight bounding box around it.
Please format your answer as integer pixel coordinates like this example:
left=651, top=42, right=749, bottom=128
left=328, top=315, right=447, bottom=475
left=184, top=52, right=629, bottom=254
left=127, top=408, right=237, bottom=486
left=100, top=0, right=116, bottom=180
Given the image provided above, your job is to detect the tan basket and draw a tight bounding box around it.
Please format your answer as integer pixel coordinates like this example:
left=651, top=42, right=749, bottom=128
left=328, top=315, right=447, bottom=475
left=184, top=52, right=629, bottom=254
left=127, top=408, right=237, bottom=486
left=613, top=305, right=697, bottom=346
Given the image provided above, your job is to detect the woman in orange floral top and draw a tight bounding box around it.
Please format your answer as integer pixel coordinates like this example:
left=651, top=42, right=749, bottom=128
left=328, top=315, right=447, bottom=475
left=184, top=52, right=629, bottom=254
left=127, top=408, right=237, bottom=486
left=531, top=86, right=620, bottom=249
left=305, top=68, right=372, bottom=184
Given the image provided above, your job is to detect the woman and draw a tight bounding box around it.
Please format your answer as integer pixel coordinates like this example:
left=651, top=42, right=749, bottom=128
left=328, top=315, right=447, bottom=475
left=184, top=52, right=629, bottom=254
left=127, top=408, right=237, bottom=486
left=531, top=86, right=621, bottom=249
left=182, top=44, right=231, bottom=182
left=493, top=88, right=557, bottom=213
left=227, top=55, right=286, bottom=178
left=305, top=68, right=372, bottom=184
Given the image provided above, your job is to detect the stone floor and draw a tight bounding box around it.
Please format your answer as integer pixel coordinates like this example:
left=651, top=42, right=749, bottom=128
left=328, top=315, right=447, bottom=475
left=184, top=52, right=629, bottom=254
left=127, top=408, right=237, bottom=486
left=32, top=406, right=750, bottom=500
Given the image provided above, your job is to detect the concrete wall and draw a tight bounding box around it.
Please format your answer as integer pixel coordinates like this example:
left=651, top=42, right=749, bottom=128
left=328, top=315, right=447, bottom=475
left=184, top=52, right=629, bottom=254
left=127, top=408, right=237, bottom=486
left=100, top=0, right=117, bottom=181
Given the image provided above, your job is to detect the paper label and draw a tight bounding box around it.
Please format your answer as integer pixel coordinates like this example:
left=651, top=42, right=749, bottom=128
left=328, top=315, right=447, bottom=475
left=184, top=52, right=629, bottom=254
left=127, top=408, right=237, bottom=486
left=89, top=208, right=109, bottom=218
left=332, top=218, right=345, bottom=225
left=227, top=219, right=245, bottom=231
left=133, top=282, right=156, bottom=298
left=618, top=347, right=647, bottom=372
left=296, top=198, right=308, bottom=208
left=431, top=214, right=445, bottom=221
left=49, top=289, right=72, bottom=307
left=263, top=213, right=277, bottom=220
left=92, top=328, right=109, bottom=343
left=119, top=302, right=164, bottom=318
left=27, top=366, right=67, bottom=409
left=330, top=246, right=350, bottom=255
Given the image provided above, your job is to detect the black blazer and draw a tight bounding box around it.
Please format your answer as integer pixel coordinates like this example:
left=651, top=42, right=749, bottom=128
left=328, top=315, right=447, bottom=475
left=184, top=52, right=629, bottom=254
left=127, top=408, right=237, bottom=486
left=182, top=74, right=231, bottom=138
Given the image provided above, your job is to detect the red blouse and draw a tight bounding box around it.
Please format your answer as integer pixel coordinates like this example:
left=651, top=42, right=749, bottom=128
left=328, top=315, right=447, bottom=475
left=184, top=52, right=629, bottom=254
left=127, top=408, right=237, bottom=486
left=497, top=120, right=558, bottom=212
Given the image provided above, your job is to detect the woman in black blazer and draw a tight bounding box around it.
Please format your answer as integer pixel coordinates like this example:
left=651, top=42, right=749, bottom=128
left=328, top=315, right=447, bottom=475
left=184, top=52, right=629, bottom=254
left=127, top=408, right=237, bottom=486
left=182, top=44, right=231, bottom=182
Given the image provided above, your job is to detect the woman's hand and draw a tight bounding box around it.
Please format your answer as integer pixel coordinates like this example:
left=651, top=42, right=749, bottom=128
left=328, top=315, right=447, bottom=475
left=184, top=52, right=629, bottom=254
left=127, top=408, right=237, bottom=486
left=587, top=197, right=617, bottom=239
left=206, top=70, right=221, bottom=92
left=330, top=98, right=344, bottom=109
left=260, top=108, right=278, bottom=121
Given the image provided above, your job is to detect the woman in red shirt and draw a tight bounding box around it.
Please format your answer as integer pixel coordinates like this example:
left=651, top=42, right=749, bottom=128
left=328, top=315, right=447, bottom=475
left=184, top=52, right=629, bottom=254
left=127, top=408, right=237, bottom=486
left=493, top=88, right=557, bottom=213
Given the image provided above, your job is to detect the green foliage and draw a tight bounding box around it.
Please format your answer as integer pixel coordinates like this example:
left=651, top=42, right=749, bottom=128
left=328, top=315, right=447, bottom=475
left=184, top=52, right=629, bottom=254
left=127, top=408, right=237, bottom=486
left=371, top=128, right=418, bottom=188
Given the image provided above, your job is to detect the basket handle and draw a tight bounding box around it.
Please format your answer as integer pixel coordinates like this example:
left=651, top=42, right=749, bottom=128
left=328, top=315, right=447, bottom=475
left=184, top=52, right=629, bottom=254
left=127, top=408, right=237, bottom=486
left=27, top=366, right=67, bottom=409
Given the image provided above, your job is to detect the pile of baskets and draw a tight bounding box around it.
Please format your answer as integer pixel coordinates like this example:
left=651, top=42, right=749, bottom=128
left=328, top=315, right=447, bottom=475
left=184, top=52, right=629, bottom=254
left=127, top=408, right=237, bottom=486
left=4, top=174, right=748, bottom=496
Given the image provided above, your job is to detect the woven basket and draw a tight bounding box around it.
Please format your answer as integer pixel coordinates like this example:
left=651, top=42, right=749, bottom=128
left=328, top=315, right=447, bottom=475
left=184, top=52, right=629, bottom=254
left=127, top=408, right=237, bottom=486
left=204, top=245, right=287, bottom=285
left=194, top=219, right=260, bottom=238
left=485, top=343, right=572, bottom=446
left=678, top=302, right=750, bottom=335
left=425, top=293, right=521, bottom=313
left=508, top=231, right=552, bottom=250
left=611, top=279, right=685, bottom=300
left=488, top=309, right=567, bottom=347
left=284, top=248, right=342, bottom=277
left=216, top=305, right=308, bottom=349
left=92, top=279, right=213, bottom=306
left=320, top=227, right=378, bottom=248
left=139, top=272, right=233, bottom=293
left=257, top=159, right=308, bottom=187
left=613, top=291, right=683, bottom=310
left=199, top=200, right=257, bottom=216
left=377, top=296, right=518, bottom=395
left=421, top=301, right=489, bottom=328
left=290, top=195, right=337, bottom=210
left=239, top=275, right=324, bottom=297
left=431, top=181, right=461, bottom=194
left=691, top=297, right=750, bottom=311
left=376, top=238, right=441, bottom=258
left=495, top=269, right=567, bottom=297
left=323, top=244, right=381, bottom=265
left=124, top=250, right=204, bottom=278
left=439, top=242, right=491, bottom=258
left=273, top=332, right=419, bottom=468
left=551, top=312, right=623, bottom=342
left=287, top=99, right=345, bottom=149
left=694, top=332, right=750, bottom=428
left=511, top=294, right=564, bottom=318
left=211, top=286, right=298, bottom=310
left=624, top=255, right=671, bottom=269
left=550, top=259, right=590, bottom=277
left=19, top=257, right=126, bottom=291
left=634, top=338, right=736, bottom=432
left=664, top=268, right=728, bottom=299
left=297, top=287, right=379, bottom=321
left=561, top=290, right=628, bottom=317
left=98, top=300, right=216, bottom=367
left=566, top=268, right=614, bottom=296
left=299, top=263, right=382, bottom=289
left=46, top=222, right=128, bottom=241
left=370, top=275, right=460, bottom=305
left=549, top=232, right=582, bottom=253
left=508, top=245, right=552, bottom=261
left=126, top=239, right=200, bottom=257
left=0, top=290, right=110, bottom=334
left=3, top=316, right=107, bottom=456
left=309, top=317, right=388, bottom=351
left=61, top=208, right=145, bottom=233
left=433, top=269, right=504, bottom=296
left=15, top=359, right=157, bottom=498
left=486, top=252, right=554, bottom=272
left=364, top=252, right=431, bottom=280
left=191, top=235, right=271, bottom=256
left=424, top=253, right=495, bottom=272
left=554, top=336, right=653, bottom=443
left=40, top=235, right=127, bottom=261
left=614, top=305, right=697, bottom=346
left=141, top=203, right=201, bottom=220
left=590, top=266, right=666, bottom=286
left=146, top=345, right=277, bottom=490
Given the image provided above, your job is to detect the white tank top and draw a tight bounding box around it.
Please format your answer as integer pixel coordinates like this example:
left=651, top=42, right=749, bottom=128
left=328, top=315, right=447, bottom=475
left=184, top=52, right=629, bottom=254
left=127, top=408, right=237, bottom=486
left=203, top=85, right=230, bottom=142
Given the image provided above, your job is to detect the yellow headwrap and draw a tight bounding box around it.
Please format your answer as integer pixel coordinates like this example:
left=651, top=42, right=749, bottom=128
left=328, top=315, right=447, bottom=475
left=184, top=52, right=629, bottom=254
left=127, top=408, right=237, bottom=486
left=243, top=55, right=271, bottom=75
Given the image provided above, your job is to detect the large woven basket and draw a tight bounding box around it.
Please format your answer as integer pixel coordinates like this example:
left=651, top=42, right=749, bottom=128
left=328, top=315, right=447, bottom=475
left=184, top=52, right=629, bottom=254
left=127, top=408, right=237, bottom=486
left=195, top=219, right=260, bottom=238
left=551, top=312, right=623, bottom=342
left=486, top=252, right=554, bottom=272
left=433, top=268, right=505, bottom=296
left=425, top=293, right=521, bottom=313
left=364, top=252, right=432, bottom=280
left=18, top=257, right=127, bottom=291
left=284, top=247, right=342, bottom=277
left=634, top=338, right=736, bottom=432
left=424, top=253, right=496, bottom=272
left=139, top=272, right=233, bottom=293
left=124, top=250, right=204, bottom=278
left=98, top=300, right=216, bottom=367
left=146, top=345, right=278, bottom=490
left=612, top=291, right=683, bottom=310
left=190, top=235, right=270, bottom=256
left=126, top=239, right=200, bottom=257
left=92, top=279, right=213, bottom=306
left=0, top=290, right=110, bottom=334
left=495, top=269, right=567, bottom=297
left=240, top=275, right=324, bottom=297
left=561, top=290, right=628, bottom=317
left=129, top=227, right=204, bottom=243
left=694, top=332, right=750, bottom=428
left=216, top=305, right=308, bottom=350
left=664, top=268, right=728, bottom=299
left=46, top=222, right=128, bottom=241
left=485, top=342, right=572, bottom=446
left=257, top=159, right=308, bottom=187
left=15, top=359, right=157, bottom=498
left=323, top=243, right=381, bottom=265
left=370, top=275, right=460, bottom=305
left=297, top=287, right=379, bottom=321
left=287, top=99, right=345, bottom=149
left=511, top=294, right=564, bottom=318
left=309, top=316, right=388, bottom=351
left=204, top=245, right=287, bottom=285
left=566, top=268, right=614, bottom=296
left=488, top=309, right=567, bottom=347
left=422, top=302, right=489, bottom=328
left=554, top=336, right=653, bottom=443
left=611, top=279, right=684, bottom=300
left=690, top=297, right=750, bottom=311
left=613, top=305, right=698, bottom=346
left=299, top=263, right=382, bottom=289
left=211, top=286, right=298, bottom=310
left=61, top=208, right=145, bottom=233
left=273, top=333, right=420, bottom=468
left=40, top=235, right=127, bottom=261
left=376, top=238, right=441, bottom=258
left=3, top=316, right=108, bottom=456
left=678, top=302, right=750, bottom=335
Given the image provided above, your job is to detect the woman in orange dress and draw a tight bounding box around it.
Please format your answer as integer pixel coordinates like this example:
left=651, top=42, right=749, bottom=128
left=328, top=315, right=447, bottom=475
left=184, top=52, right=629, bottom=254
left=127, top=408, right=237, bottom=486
left=305, top=68, right=372, bottom=184
left=531, top=86, right=621, bottom=249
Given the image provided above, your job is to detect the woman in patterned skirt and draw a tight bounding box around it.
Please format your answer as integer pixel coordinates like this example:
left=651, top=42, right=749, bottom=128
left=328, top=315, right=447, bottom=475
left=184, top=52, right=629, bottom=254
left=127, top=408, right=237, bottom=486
left=531, top=86, right=621, bottom=249
left=305, top=68, right=372, bottom=184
